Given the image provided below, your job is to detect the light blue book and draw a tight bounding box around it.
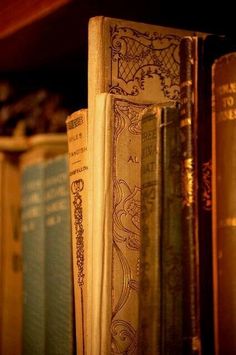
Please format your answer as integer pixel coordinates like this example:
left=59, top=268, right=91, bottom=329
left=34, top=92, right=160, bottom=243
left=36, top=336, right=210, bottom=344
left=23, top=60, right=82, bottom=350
left=21, top=134, right=69, bottom=354
left=44, top=153, right=74, bottom=355
left=21, top=160, right=46, bottom=355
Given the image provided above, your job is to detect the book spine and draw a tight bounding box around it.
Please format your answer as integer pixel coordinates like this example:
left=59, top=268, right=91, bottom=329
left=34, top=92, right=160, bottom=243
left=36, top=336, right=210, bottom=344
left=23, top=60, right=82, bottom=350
left=45, top=154, right=74, bottom=355
left=139, top=105, right=162, bottom=355
left=212, top=52, right=236, bottom=354
left=21, top=161, right=45, bottom=355
left=66, top=109, right=88, bottom=355
left=161, top=106, right=183, bottom=355
left=0, top=153, right=22, bottom=355
left=179, top=36, right=201, bottom=355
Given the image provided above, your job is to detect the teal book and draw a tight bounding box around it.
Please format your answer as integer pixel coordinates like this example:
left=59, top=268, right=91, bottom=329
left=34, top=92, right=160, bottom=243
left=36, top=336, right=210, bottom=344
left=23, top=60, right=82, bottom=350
left=139, top=104, right=162, bottom=355
left=20, top=133, right=68, bottom=355
left=45, top=153, right=74, bottom=355
left=161, top=105, right=183, bottom=355
left=139, top=103, right=182, bottom=354
left=21, top=159, right=46, bottom=355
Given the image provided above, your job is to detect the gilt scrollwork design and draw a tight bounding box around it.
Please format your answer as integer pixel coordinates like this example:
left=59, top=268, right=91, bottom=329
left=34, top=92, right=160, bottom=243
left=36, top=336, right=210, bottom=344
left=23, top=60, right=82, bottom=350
left=110, top=99, right=149, bottom=354
left=201, top=160, right=212, bottom=211
left=71, top=179, right=85, bottom=287
left=111, top=319, right=137, bottom=355
left=181, top=158, right=194, bottom=206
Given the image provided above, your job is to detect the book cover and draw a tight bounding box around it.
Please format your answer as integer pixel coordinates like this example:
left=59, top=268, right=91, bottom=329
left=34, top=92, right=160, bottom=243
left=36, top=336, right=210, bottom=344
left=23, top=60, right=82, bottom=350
left=161, top=104, right=182, bottom=355
left=20, top=134, right=68, bottom=355
left=88, top=16, right=200, bottom=113
left=212, top=52, right=236, bottom=355
left=90, top=93, right=154, bottom=355
left=179, top=36, right=201, bottom=355
left=66, top=109, right=88, bottom=355
left=45, top=153, right=74, bottom=355
left=0, top=146, right=23, bottom=355
left=196, top=34, right=236, bottom=355
left=21, top=157, right=46, bottom=355
left=88, top=17, right=202, bottom=215
left=139, top=103, right=182, bottom=355
left=139, top=105, right=162, bottom=355
left=180, top=35, right=236, bottom=355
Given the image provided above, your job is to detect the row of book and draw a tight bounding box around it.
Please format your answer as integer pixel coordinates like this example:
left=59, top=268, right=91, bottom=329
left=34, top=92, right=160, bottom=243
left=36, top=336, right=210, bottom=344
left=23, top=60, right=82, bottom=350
left=1, top=15, right=236, bottom=355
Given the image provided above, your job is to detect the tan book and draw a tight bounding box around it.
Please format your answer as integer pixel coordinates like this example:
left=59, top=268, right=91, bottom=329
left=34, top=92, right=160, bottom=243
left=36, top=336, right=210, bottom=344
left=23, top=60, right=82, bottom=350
left=0, top=139, right=25, bottom=355
left=88, top=16, right=203, bottom=156
left=66, top=109, right=89, bottom=355
left=88, top=93, right=159, bottom=355
left=87, top=16, right=205, bottom=355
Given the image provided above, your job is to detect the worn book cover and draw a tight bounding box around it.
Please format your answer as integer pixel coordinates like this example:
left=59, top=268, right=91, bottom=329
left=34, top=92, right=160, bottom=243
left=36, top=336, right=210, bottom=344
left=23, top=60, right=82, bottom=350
left=180, top=35, right=236, bottom=355
left=139, top=105, right=162, bottom=355
left=90, top=93, right=155, bottom=355
left=66, top=109, right=88, bottom=355
left=212, top=52, right=236, bottom=355
left=161, top=104, right=182, bottom=355
left=88, top=16, right=201, bottom=111
left=88, top=17, right=201, bottom=206
left=139, top=103, right=182, bottom=355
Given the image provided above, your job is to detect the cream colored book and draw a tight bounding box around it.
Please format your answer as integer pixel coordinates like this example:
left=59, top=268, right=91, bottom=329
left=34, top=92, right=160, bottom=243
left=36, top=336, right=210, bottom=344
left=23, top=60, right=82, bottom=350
left=89, top=93, right=158, bottom=355
left=87, top=17, right=205, bottom=355
left=66, top=109, right=89, bottom=355
left=88, top=16, right=205, bottom=175
left=88, top=16, right=201, bottom=136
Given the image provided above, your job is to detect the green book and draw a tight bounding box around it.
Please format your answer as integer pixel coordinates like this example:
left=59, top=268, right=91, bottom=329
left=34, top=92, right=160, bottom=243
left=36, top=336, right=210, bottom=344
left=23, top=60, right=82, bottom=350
left=139, top=104, right=162, bottom=354
left=161, top=105, right=182, bottom=355
left=45, top=153, right=74, bottom=355
left=139, top=103, right=182, bottom=354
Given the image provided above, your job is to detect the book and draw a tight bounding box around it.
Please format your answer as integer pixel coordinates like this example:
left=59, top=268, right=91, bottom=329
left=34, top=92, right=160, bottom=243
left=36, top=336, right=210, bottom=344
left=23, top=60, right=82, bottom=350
left=179, top=36, right=201, bottom=355
left=160, top=104, right=183, bottom=355
left=212, top=52, right=236, bottom=354
left=195, top=34, right=236, bottom=355
left=179, top=35, right=236, bottom=355
left=20, top=133, right=68, bottom=355
left=88, top=17, right=201, bottom=169
left=66, top=109, right=88, bottom=355
left=0, top=137, right=27, bottom=355
left=89, top=93, right=155, bottom=355
left=45, top=153, right=74, bottom=355
left=88, top=16, right=201, bottom=112
left=139, top=103, right=182, bottom=355
left=87, top=17, right=205, bottom=355
left=139, top=105, right=162, bottom=355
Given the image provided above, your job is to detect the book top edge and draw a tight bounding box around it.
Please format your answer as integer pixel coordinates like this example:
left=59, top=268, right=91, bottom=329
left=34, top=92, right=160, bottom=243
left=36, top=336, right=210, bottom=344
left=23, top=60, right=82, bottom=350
left=28, top=133, right=67, bottom=147
left=88, top=15, right=208, bottom=36
left=0, top=136, right=28, bottom=152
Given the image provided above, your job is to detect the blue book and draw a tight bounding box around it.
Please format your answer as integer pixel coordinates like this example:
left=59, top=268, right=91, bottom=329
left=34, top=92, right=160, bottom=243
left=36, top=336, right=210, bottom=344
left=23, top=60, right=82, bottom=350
left=21, top=134, right=68, bottom=354
left=21, top=159, right=46, bottom=355
left=45, top=154, right=74, bottom=355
